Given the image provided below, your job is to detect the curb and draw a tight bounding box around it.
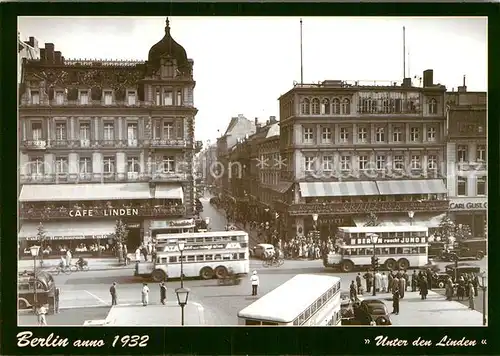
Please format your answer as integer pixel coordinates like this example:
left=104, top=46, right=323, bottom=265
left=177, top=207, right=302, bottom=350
left=23, top=266, right=135, bottom=273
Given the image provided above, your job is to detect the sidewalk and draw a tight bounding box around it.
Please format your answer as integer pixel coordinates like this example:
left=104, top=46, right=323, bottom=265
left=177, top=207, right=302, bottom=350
left=359, top=291, right=484, bottom=326
left=17, top=257, right=134, bottom=272
left=103, top=301, right=205, bottom=326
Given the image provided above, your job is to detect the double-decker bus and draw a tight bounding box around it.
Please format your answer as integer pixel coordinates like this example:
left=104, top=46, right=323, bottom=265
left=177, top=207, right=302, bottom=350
left=237, top=274, right=342, bottom=326
left=324, top=226, right=429, bottom=272
left=18, top=271, right=56, bottom=312
left=136, top=231, right=249, bottom=282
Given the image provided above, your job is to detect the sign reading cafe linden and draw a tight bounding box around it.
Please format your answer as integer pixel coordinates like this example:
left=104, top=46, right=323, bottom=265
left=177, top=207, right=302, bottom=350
left=69, top=208, right=139, bottom=217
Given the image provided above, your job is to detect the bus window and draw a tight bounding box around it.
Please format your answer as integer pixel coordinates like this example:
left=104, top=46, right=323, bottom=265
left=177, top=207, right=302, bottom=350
left=375, top=248, right=382, bottom=255
left=195, top=238, right=203, bottom=243
left=316, top=299, right=322, bottom=309
left=214, top=236, right=222, bottom=242
left=293, top=319, right=299, bottom=326
left=344, top=249, right=351, bottom=255
left=321, top=294, right=327, bottom=303
left=298, top=314, right=305, bottom=325
left=402, top=247, right=411, bottom=254
left=232, top=253, right=238, bottom=260
left=304, top=308, right=311, bottom=320
left=395, top=231, right=403, bottom=237
left=231, top=236, right=238, bottom=241
left=180, top=255, right=186, bottom=262
left=186, top=238, right=195, bottom=243
left=365, top=247, right=373, bottom=255
left=381, top=248, right=389, bottom=254
left=389, top=232, right=396, bottom=238
left=245, top=319, right=261, bottom=325
left=205, top=254, right=213, bottom=261
left=419, top=246, right=427, bottom=253
left=241, top=242, right=248, bottom=248
left=337, top=281, right=341, bottom=290
left=159, top=257, right=168, bottom=264
left=187, top=255, right=195, bottom=262
left=396, top=247, right=403, bottom=254
left=389, top=247, right=396, bottom=254
left=311, top=303, right=317, bottom=313
left=222, top=254, right=231, bottom=261
left=196, top=255, right=204, bottom=261
left=169, top=256, right=177, bottom=263
left=214, top=254, right=222, bottom=260
left=204, top=237, right=214, bottom=242
left=239, top=253, right=245, bottom=259
left=262, top=321, right=278, bottom=325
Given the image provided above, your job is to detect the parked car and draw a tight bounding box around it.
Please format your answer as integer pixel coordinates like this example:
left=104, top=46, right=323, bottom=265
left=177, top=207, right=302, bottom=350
left=250, top=243, right=275, bottom=259
left=342, top=298, right=392, bottom=326
left=428, top=242, right=446, bottom=259
left=441, top=239, right=486, bottom=262
left=445, top=262, right=481, bottom=281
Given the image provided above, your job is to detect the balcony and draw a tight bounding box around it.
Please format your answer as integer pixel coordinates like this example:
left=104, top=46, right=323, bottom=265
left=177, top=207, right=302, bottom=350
left=456, top=161, right=487, bottom=173
left=284, top=199, right=450, bottom=216
left=21, top=140, right=47, bottom=150
left=150, top=139, right=188, bottom=148
left=20, top=204, right=186, bottom=221
left=20, top=173, right=150, bottom=184
left=150, top=172, right=189, bottom=182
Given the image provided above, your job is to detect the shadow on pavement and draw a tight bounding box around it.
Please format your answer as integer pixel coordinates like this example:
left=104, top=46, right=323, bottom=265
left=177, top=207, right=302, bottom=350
left=66, top=276, right=140, bottom=285
left=202, top=294, right=250, bottom=298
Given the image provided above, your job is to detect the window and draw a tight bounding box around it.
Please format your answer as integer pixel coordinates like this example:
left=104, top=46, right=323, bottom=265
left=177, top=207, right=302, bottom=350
left=205, top=254, right=213, bottom=261
left=163, top=123, right=174, bottom=139
left=305, top=157, right=315, bottom=171
left=427, top=127, right=436, bottom=141
left=32, top=122, right=43, bottom=141
left=457, top=145, right=468, bottom=162
left=457, top=177, right=467, bottom=196
left=382, top=100, right=390, bottom=113
left=55, top=157, right=67, bottom=174
left=79, top=157, right=92, bottom=174
left=176, top=90, right=182, bottom=106
left=340, top=156, right=350, bottom=171
left=476, top=145, right=486, bottom=161
left=155, top=88, right=161, bottom=106
left=31, top=90, right=40, bottom=104
left=55, top=123, right=66, bottom=141
left=30, top=157, right=44, bottom=175
left=303, top=127, right=313, bottom=143
left=322, top=156, right=333, bottom=171
left=410, top=155, right=420, bottom=169
left=127, top=91, right=136, bottom=105
left=196, top=255, right=204, bottom=262
left=321, top=99, right=330, bottom=114
left=322, top=127, right=332, bottom=143
left=163, top=90, right=173, bottom=105
left=55, top=91, right=64, bottom=104
left=428, top=98, right=437, bottom=114
left=340, top=128, right=349, bottom=143
left=163, top=156, right=175, bottom=173
left=332, top=99, right=340, bottom=115
left=103, top=156, right=115, bottom=174
left=358, top=127, right=367, bottom=143
left=187, top=255, right=195, bottom=262
left=104, top=91, right=112, bottom=105
left=79, top=123, right=90, bottom=144
left=392, top=127, right=402, bottom=142
left=376, top=127, right=385, bottom=142
left=341, top=98, right=350, bottom=115
left=393, top=155, right=404, bottom=170
left=214, top=254, right=222, bottom=260
left=376, top=155, right=386, bottom=170
left=168, top=256, right=177, bottom=263
left=103, top=123, right=114, bottom=141
left=477, top=176, right=486, bottom=195
left=127, top=123, right=138, bottom=146
left=80, top=91, right=89, bottom=105
left=358, top=155, right=368, bottom=170
left=301, top=98, right=310, bottom=114
left=427, top=155, right=438, bottom=170
left=410, top=127, right=419, bottom=142
left=311, top=98, right=320, bottom=114
left=127, top=157, right=140, bottom=174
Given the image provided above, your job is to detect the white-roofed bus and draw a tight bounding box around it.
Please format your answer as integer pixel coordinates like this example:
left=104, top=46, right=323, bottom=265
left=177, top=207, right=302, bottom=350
left=237, top=274, right=342, bottom=326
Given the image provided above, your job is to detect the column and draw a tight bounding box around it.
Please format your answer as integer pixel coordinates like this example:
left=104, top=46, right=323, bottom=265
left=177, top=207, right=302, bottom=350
left=92, top=152, right=102, bottom=180
left=316, top=124, right=321, bottom=145
left=469, top=143, right=477, bottom=161
left=334, top=124, right=339, bottom=144
left=116, top=152, right=126, bottom=181
left=140, top=151, right=145, bottom=174
left=352, top=123, right=357, bottom=144
left=422, top=153, right=428, bottom=177
left=46, top=118, right=51, bottom=143
left=333, top=151, right=340, bottom=173
left=44, top=153, right=55, bottom=175
left=117, top=117, right=123, bottom=140
left=388, top=124, right=393, bottom=143
left=405, top=124, right=410, bottom=144
left=370, top=123, right=375, bottom=143
left=20, top=153, right=29, bottom=175
left=422, top=123, right=427, bottom=143
left=68, top=153, right=79, bottom=174
left=22, top=121, right=26, bottom=141
left=468, top=176, right=476, bottom=196
left=69, top=117, right=75, bottom=140
left=94, top=117, right=100, bottom=141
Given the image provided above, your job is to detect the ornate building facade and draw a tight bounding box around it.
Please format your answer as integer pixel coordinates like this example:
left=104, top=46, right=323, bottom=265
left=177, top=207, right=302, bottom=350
left=18, top=19, right=201, bottom=255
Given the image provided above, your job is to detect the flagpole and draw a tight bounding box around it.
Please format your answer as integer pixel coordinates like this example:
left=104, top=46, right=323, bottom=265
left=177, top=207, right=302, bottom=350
left=300, top=18, right=303, bottom=85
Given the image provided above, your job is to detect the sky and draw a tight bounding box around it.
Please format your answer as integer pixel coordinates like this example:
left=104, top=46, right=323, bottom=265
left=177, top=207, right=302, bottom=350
left=18, top=16, right=487, bottom=145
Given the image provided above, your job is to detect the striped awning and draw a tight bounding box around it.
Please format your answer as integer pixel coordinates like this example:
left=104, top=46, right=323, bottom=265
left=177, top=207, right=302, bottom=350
left=353, top=213, right=446, bottom=228
left=299, top=181, right=379, bottom=198
left=376, top=179, right=447, bottom=195
left=19, top=221, right=116, bottom=240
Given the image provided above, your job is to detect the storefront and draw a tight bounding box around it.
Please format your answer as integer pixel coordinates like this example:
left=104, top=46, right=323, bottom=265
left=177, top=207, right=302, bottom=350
left=449, top=197, right=487, bottom=238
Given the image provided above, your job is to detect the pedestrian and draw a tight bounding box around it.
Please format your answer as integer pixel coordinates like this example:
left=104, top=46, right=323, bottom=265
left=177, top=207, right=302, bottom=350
left=426, top=268, right=433, bottom=290
left=419, top=277, right=428, bottom=300
left=142, top=283, right=150, bottom=306
left=141, top=245, right=148, bottom=262
left=363, top=270, right=372, bottom=294
left=135, top=247, right=141, bottom=262
left=392, top=287, right=400, bottom=315
left=37, top=303, right=48, bottom=326
left=403, top=270, right=409, bottom=292
left=381, top=272, right=388, bottom=293
left=388, top=272, right=393, bottom=293
left=473, top=273, right=479, bottom=297
left=355, top=273, right=362, bottom=294
left=374, top=270, right=382, bottom=292
left=457, top=277, right=465, bottom=301
left=350, top=280, right=358, bottom=301
left=54, top=287, right=60, bottom=313
left=399, top=274, right=406, bottom=299
left=65, top=249, right=72, bottom=267
left=250, top=271, right=259, bottom=296
left=411, top=270, right=418, bottom=292
left=160, top=282, right=167, bottom=305
left=468, top=282, right=475, bottom=310
left=392, top=276, right=400, bottom=296
left=110, top=282, right=118, bottom=305
left=445, top=278, right=454, bottom=301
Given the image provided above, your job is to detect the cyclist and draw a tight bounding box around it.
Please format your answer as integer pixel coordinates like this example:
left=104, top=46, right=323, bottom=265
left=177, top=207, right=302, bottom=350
left=76, top=257, right=88, bottom=269
left=59, top=256, right=66, bottom=269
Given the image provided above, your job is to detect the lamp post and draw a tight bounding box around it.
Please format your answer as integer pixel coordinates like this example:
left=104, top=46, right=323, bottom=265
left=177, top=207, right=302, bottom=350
left=408, top=210, right=415, bottom=226
left=275, top=212, right=280, bottom=243
left=178, top=241, right=185, bottom=288
left=478, top=272, right=487, bottom=326
left=312, top=213, right=318, bottom=231
left=369, top=234, right=379, bottom=296
left=175, top=287, right=191, bottom=326
left=30, top=245, right=41, bottom=311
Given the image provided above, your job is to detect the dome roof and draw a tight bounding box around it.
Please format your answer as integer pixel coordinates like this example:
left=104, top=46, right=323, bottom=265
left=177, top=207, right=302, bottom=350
left=148, top=18, right=189, bottom=74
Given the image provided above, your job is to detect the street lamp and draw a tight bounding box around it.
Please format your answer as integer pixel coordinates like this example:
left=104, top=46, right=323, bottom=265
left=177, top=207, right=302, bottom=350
left=178, top=241, right=186, bottom=288
left=478, top=272, right=488, bottom=326
left=30, top=245, right=41, bottom=311
left=408, top=210, right=415, bottom=226
left=175, top=287, right=191, bottom=326
left=369, top=234, right=379, bottom=296
left=312, top=213, right=318, bottom=230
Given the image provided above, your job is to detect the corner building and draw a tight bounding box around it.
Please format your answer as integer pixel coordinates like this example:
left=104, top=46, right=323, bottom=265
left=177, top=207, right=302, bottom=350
left=18, top=19, right=200, bottom=256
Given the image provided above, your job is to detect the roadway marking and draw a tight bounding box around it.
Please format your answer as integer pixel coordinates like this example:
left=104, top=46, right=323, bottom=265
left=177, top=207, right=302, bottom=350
left=84, top=290, right=108, bottom=305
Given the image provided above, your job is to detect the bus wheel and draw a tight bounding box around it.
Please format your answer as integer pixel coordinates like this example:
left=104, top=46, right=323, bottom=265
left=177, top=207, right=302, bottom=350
left=214, top=266, right=228, bottom=279
left=476, top=252, right=484, bottom=260
left=200, top=267, right=214, bottom=280
left=397, top=258, right=409, bottom=270
left=151, top=270, right=166, bottom=282
left=340, top=261, right=354, bottom=273
left=385, top=259, right=397, bottom=270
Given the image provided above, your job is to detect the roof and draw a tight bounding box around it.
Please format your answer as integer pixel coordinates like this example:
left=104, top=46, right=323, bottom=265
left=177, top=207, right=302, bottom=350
left=224, top=117, right=239, bottom=135
left=265, top=123, right=280, bottom=138
left=237, top=274, right=341, bottom=323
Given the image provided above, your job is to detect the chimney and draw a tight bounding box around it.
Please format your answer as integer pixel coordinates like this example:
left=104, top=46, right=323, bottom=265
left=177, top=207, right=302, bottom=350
left=45, top=43, right=55, bottom=64
left=54, top=51, right=62, bottom=64
left=269, top=116, right=277, bottom=124
left=458, top=75, right=467, bottom=93
left=423, top=69, right=433, bottom=87
left=254, top=117, right=259, bottom=127
left=402, top=78, right=412, bottom=88
left=61, top=56, right=65, bottom=65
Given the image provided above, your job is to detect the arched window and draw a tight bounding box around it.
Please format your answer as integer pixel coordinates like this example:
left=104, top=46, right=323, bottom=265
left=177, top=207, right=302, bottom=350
left=341, top=98, right=351, bottom=115
left=321, top=98, right=330, bottom=114
left=332, top=98, right=341, bottom=114
left=301, top=98, right=310, bottom=115
left=428, top=98, right=437, bottom=114
left=311, top=98, right=320, bottom=115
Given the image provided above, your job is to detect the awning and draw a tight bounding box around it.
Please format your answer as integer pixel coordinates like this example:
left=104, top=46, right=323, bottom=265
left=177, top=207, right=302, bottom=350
left=352, top=213, right=446, bottom=228
left=299, top=181, right=379, bottom=197
left=262, top=182, right=293, bottom=194
left=376, top=179, right=447, bottom=195
left=19, top=183, right=152, bottom=202
left=19, top=221, right=116, bottom=240
left=154, top=185, right=184, bottom=201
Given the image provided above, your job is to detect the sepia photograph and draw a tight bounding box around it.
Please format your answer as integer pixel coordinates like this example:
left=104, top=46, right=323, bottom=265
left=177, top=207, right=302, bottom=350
left=17, top=16, right=487, bottom=328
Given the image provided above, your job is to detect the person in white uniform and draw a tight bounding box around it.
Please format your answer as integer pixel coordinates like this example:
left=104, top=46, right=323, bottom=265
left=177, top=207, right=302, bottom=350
left=141, top=283, right=150, bottom=306
left=250, top=271, right=260, bottom=296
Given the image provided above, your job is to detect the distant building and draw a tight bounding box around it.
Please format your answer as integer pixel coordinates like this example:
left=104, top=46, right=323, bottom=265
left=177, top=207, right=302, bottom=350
left=18, top=34, right=40, bottom=83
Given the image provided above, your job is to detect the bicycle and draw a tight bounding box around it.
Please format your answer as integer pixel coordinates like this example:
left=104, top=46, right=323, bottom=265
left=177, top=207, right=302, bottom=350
left=262, top=256, right=284, bottom=268
left=73, top=263, right=89, bottom=272
left=51, top=265, right=73, bottom=275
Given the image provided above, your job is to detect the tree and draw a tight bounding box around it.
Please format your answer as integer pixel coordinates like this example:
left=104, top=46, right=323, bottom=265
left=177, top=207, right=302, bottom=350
left=36, top=222, right=48, bottom=264
left=112, top=219, right=129, bottom=263
left=437, top=214, right=456, bottom=243
left=455, top=223, right=472, bottom=240
left=364, top=213, right=380, bottom=227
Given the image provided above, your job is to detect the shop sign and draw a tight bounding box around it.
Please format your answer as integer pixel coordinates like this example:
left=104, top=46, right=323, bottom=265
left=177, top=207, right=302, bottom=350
left=127, top=223, right=141, bottom=229
left=163, top=242, right=240, bottom=252
left=150, top=219, right=195, bottom=229
left=350, top=236, right=427, bottom=245
left=449, top=198, right=487, bottom=211
left=69, top=208, right=139, bottom=217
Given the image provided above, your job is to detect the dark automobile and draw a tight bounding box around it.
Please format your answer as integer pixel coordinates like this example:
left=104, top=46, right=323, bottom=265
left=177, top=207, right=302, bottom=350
left=428, top=242, right=446, bottom=259
left=342, top=298, right=391, bottom=326
left=441, top=239, right=486, bottom=262
left=445, top=262, right=480, bottom=281
left=431, top=272, right=450, bottom=288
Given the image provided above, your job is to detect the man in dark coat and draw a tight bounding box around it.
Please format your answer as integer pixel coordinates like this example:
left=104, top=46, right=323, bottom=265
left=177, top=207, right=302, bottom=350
left=355, top=273, right=362, bottom=294
left=426, top=268, right=433, bottom=290
left=363, top=270, right=372, bottom=294
left=110, top=282, right=118, bottom=305
left=392, top=286, right=400, bottom=315
left=350, top=280, right=358, bottom=301
left=411, top=270, right=418, bottom=292
left=419, top=277, right=428, bottom=300
left=473, top=273, right=479, bottom=297
left=403, top=270, right=409, bottom=291
left=388, top=272, right=394, bottom=293
left=160, top=282, right=167, bottom=305
left=141, top=245, right=148, bottom=262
